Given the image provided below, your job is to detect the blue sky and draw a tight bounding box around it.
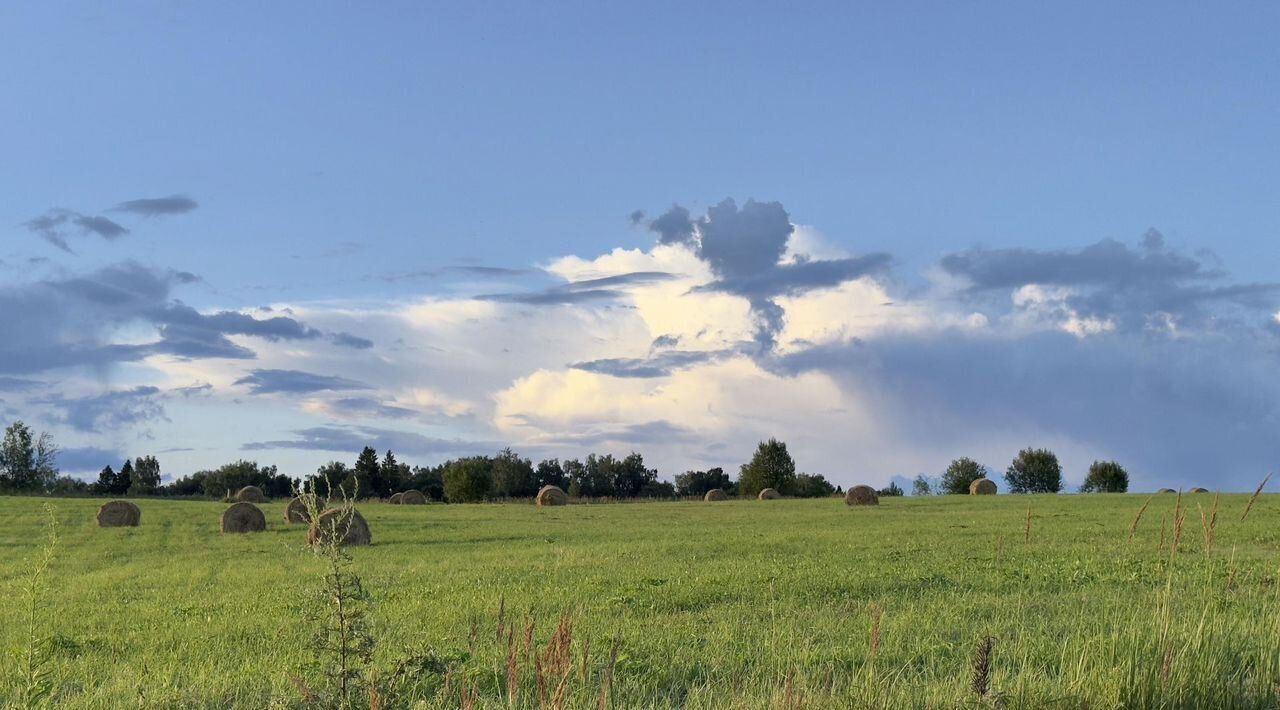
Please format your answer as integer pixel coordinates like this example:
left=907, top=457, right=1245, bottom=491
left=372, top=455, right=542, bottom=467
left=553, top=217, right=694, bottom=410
left=2, top=2, right=1278, bottom=490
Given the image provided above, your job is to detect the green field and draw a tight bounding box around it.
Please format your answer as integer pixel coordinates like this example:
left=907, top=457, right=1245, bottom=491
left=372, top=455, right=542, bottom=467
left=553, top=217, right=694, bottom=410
left=2, top=493, right=1279, bottom=708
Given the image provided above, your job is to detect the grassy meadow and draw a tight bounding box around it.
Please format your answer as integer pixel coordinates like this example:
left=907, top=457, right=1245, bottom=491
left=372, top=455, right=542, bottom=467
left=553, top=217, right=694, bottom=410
left=2, top=492, right=1280, bottom=708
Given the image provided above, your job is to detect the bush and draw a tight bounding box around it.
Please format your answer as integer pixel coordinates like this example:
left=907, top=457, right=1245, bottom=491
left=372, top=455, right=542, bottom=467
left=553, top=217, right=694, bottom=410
left=911, top=475, right=936, bottom=496
left=791, top=473, right=835, bottom=498
left=1080, top=460, right=1129, bottom=493
left=442, top=457, right=494, bottom=502
left=877, top=481, right=904, bottom=497
left=1004, top=448, right=1063, bottom=494
left=737, top=438, right=796, bottom=497
left=941, top=458, right=987, bottom=495
left=674, top=467, right=734, bottom=497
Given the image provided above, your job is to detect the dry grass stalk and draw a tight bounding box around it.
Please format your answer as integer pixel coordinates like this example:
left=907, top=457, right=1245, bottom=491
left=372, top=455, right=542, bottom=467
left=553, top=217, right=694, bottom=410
left=505, top=630, right=519, bottom=705
left=523, top=619, right=536, bottom=666
left=783, top=670, right=795, bottom=709
left=1241, top=473, right=1272, bottom=521
left=971, top=636, right=994, bottom=697
left=596, top=638, right=620, bottom=710
left=1024, top=507, right=1032, bottom=544
left=867, top=603, right=883, bottom=660
left=1170, top=504, right=1186, bottom=560
left=580, top=638, right=591, bottom=684
left=1157, top=513, right=1167, bottom=552
left=1128, top=495, right=1154, bottom=541
left=996, top=536, right=1005, bottom=565
left=496, top=595, right=507, bottom=643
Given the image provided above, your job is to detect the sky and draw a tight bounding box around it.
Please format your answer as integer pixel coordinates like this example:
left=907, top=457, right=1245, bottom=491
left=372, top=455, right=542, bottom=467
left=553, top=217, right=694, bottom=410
left=2, top=2, right=1278, bottom=491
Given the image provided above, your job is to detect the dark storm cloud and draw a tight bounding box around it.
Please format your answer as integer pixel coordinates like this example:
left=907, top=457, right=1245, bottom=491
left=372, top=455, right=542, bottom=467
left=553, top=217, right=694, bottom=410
left=242, top=425, right=494, bottom=457
left=234, top=369, right=370, bottom=395
left=645, top=198, right=891, bottom=352
left=36, top=386, right=166, bottom=433
left=570, top=349, right=728, bottom=378
left=330, top=332, right=374, bottom=349
left=778, top=328, right=1280, bottom=490
left=113, top=194, right=199, bottom=216
left=939, top=231, right=1280, bottom=330
left=0, top=262, right=337, bottom=375
left=24, top=209, right=130, bottom=251
left=476, top=271, right=676, bottom=306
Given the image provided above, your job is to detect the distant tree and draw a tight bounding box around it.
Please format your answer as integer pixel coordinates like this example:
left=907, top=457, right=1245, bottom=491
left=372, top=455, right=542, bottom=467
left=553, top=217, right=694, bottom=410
left=574, top=454, right=617, bottom=497
left=911, top=475, right=935, bottom=496
left=1005, top=448, right=1063, bottom=494
left=381, top=451, right=411, bottom=492
left=49, top=475, right=89, bottom=496
left=198, top=460, right=292, bottom=498
left=313, top=461, right=353, bottom=497
left=129, top=455, right=161, bottom=495
left=791, top=473, right=835, bottom=498
left=442, top=456, right=494, bottom=502
left=117, top=459, right=135, bottom=495
left=563, top=459, right=587, bottom=497
left=491, top=448, right=537, bottom=498
left=674, top=467, right=733, bottom=497
left=737, top=438, right=796, bottom=497
left=613, top=453, right=659, bottom=498
left=91, top=465, right=119, bottom=495
left=1080, top=460, right=1129, bottom=493
left=534, top=459, right=568, bottom=490
left=637, top=479, right=677, bottom=498
left=353, top=446, right=386, bottom=498
left=878, top=481, right=905, bottom=497
left=941, top=458, right=988, bottom=495
left=407, top=464, right=445, bottom=500
left=0, top=420, right=58, bottom=492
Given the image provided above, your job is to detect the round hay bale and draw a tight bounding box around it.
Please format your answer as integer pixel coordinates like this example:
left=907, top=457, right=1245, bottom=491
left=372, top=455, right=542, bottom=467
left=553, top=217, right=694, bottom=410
left=233, top=485, right=266, bottom=503
left=969, top=478, right=997, bottom=495
left=400, top=489, right=428, bottom=505
left=536, top=485, right=568, bottom=506
left=1189, top=487, right=1210, bottom=493
left=284, top=497, right=311, bottom=524
left=845, top=485, right=879, bottom=506
left=308, top=507, right=371, bottom=547
left=221, top=502, right=266, bottom=533
left=704, top=489, right=729, bottom=502
left=1157, top=488, right=1176, bottom=494
left=388, top=492, right=404, bottom=504
left=758, top=487, right=781, bottom=500
left=96, top=500, right=141, bottom=527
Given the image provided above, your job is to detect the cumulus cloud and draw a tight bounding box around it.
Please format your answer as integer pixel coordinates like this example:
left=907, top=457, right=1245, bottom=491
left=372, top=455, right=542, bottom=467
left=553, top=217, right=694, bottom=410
left=113, top=194, right=199, bottom=216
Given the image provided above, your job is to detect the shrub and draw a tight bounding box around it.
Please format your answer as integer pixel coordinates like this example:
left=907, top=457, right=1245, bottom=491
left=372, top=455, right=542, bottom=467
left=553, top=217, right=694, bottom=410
left=791, top=473, right=835, bottom=498
left=877, top=481, right=904, bottom=497
left=674, top=467, right=733, bottom=497
left=1080, top=460, right=1129, bottom=493
left=942, top=458, right=988, bottom=495
left=911, top=475, right=935, bottom=496
left=442, top=457, right=494, bottom=503
left=1004, top=448, right=1063, bottom=494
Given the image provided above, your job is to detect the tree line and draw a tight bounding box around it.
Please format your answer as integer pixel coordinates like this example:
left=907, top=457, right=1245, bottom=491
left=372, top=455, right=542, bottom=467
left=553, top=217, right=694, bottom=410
left=0, top=419, right=1131, bottom=500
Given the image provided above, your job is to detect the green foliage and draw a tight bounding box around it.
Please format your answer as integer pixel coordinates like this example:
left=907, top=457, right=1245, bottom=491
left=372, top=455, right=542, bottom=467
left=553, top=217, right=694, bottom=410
left=1005, top=448, right=1063, bottom=494
left=0, top=421, right=58, bottom=493
left=674, top=467, right=734, bottom=497
left=490, top=448, right=536, bottom=498
left=737, top=438, right=796, bottom=496
left=442, top=456, right=494, bottom=502
left=534, top=458, right=568, bottom=490
left=877, top=481, right=904, bottom=497
left=12, top=504, right=57, bottom=707
left=128, top=456, right=161, bottom=495
left=1080, top=460, right=1129, bottom=493
left=352, top=446, right=387, bottom=499
left=166, top=460, right=295, bottom=499
left=941, top=457, right=987, bottom=495
left=911, top=475, right=936, bottom=496
left=406, top=465, right=444, bottom=500
left=791, top=473, right=835, bottom=498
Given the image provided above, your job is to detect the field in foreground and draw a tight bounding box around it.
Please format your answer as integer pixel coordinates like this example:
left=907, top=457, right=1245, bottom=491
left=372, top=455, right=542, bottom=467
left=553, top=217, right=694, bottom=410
left=2, top=493, right=1280, bottom=709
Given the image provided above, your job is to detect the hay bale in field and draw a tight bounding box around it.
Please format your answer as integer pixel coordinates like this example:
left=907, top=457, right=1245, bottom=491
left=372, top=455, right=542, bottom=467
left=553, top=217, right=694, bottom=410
left=388, top=492, right=403, bottom=505
left=537, top=485, right=568, bottom=506
left=969, top=478, right=997, bottom=495
left=400, top=489, right=428, bottom=505
left=704, top=489, right=729, bottom=502
left=1157, top=488, right=1176, bottom=494
left=221, top=502, right=267, bottom=533
left=758, top=487, right=781, bottom=500
left=308, top=507, right=371, bottom=547
left=96, top=500, right=141, bottom=527
left=1189, top=487, right=1210, bottom=493
left=845, top=485, right=879, bottom=506
left=284, top=497, right=311, bottom=524
left=233, top=485, right=266, bottom=503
